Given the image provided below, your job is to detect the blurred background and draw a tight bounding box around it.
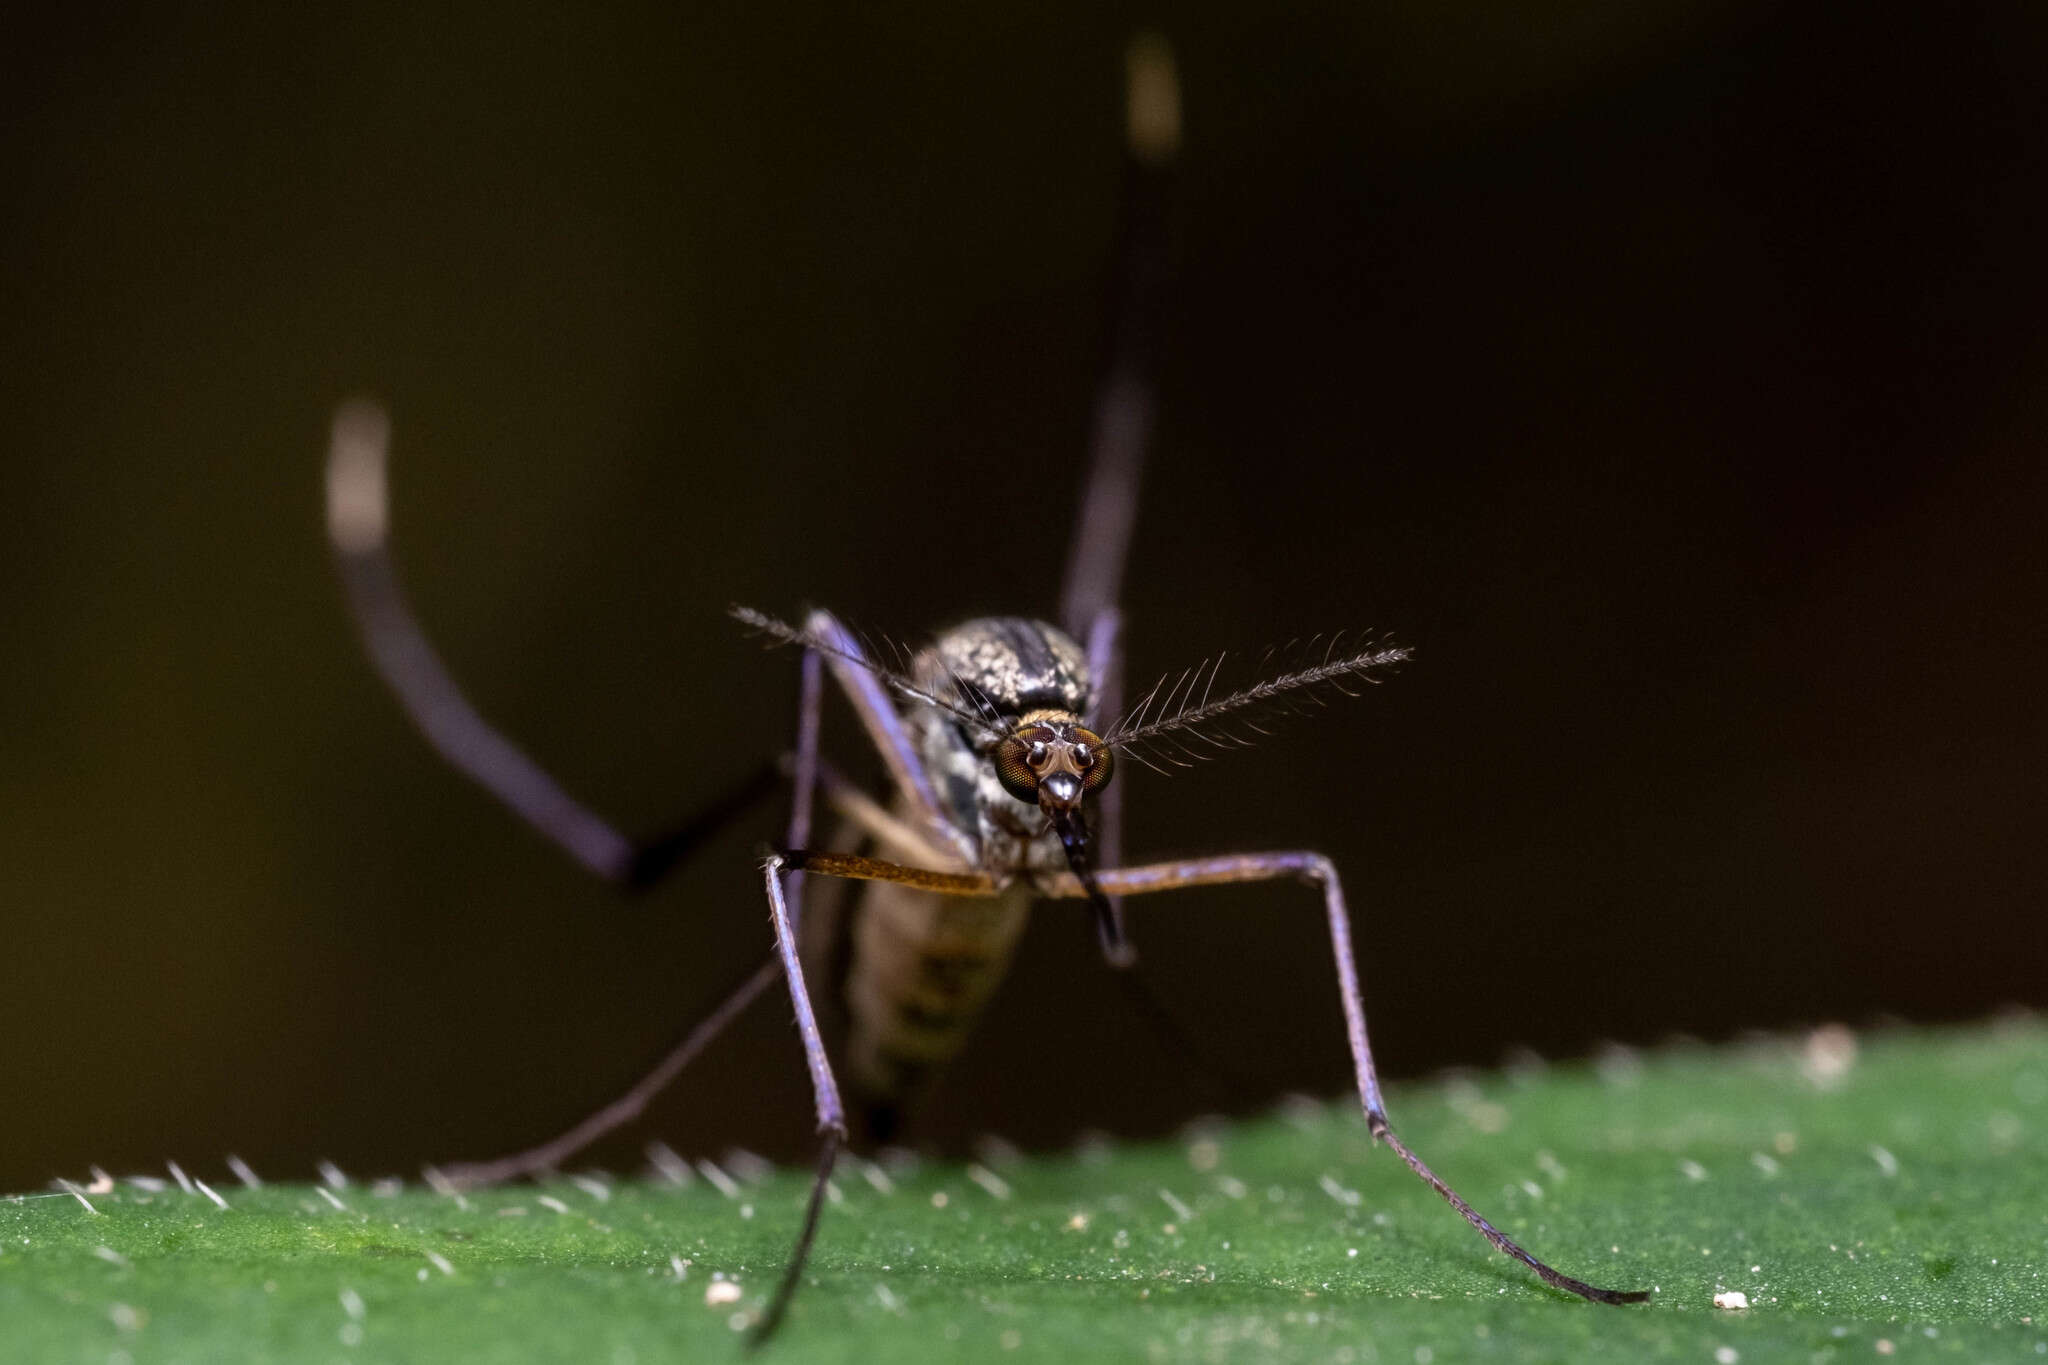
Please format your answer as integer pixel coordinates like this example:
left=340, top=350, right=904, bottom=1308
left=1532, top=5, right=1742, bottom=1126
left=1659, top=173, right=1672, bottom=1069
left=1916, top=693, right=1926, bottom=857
left=4, top=1, right=2043, bottom=1192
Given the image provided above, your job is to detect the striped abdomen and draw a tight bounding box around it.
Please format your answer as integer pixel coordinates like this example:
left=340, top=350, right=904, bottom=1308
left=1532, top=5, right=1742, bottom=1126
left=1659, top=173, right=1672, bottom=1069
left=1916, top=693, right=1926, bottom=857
left=841, top=873, right=1030, bottom=1122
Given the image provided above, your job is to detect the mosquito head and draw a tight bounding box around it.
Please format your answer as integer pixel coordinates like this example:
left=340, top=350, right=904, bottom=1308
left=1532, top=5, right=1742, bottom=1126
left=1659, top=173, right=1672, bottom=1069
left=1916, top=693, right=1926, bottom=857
left=991, top=711, right=1115, bottom=818
left=990, top=708, right=1124, bottom=956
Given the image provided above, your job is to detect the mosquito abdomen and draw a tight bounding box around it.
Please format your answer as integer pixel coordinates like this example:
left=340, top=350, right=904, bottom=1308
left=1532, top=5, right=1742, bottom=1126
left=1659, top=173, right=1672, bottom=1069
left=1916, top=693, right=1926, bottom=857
left=842, top=874, right=1032, bottom=1130
left=838, top=617, right=1090, bottom=1136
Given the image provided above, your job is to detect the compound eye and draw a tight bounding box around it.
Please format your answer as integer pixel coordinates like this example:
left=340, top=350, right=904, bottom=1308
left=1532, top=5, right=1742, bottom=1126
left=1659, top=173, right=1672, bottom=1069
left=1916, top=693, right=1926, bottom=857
left=1073, top=727, right=1115, bottom=791
left=993, top=735, right=1040, bottom=804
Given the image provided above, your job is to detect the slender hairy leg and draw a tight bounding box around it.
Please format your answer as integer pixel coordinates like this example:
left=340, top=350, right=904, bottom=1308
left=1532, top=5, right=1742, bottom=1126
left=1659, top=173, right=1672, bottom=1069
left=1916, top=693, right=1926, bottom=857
left=326, top=399, right=774, bottom=887
left=801, top=608, right=974, bottom=866
left=626, top=764, right=782, bottom=890
left=788, top=843, right=1260, bottom=1099
left=774, top=850, right=998, bottom=897
left=747, top=653, right=843, bottom=1347
left=1063, top=35, right=1174, bottom=955
left=438, top=957, right=781, bottom=1187
left=778, top=847, right=1646, bottom=1303
left=1058, top=33, right=1178, bottom=641
left=1080, top=606, right=1242, bottom=1087
left=1076, top=854, right=1651, bottom=1305
left=438, top=651, right=828, bottom=1184
left=809, top=757, right=957, bottom=868
left=782, top=648, right=824, bottom=923
left=430, top=607, right=966, bottom=1187
left=752, top=855, right=848, bottom=1346
left=1082, top=606, right=1130, bottom=960
left=750, top=638, right=972, bottom=1345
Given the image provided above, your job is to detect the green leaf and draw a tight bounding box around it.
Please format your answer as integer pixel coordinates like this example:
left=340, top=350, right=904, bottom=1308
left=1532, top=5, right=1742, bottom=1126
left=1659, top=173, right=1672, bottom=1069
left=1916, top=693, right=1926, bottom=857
left=5, top=1023, right=2044, bottom=1363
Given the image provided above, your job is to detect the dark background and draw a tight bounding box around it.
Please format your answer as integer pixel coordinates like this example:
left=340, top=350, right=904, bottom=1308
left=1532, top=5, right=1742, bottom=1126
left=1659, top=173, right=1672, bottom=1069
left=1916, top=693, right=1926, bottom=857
left=4, top=2, right=2043, bottom=1192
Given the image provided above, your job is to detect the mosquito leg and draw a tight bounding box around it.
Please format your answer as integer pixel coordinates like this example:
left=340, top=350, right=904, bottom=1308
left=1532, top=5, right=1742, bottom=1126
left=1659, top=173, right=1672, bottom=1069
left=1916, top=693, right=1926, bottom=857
left=421, top=630, right=940, bottom=1191
left=1082, top=606, right=1131, bottom=963
left=753, top=856, right=850, bottom=1343
left=1082, top=606, right=1123, bottom=727
left=781, top=646, right=823, bottom=927
left=789, top=842, right=1244, bottom=1101
left=1065, top=853, right=1651, bottom=1305
left=438, top=635, right=825, bottom=1184
left=801, top=609, right=975, bottom=866
left=624, top=764, right=782, bottom=889
left=1065, top=34, right=1178, bottom=951
left=438, top=956, right=780, bottom=1187
left=742, top=654, right=841, bottom=1345
left=776, top=849, right=999, bottom=897
left=749, top=1126, right=842, bottom=1349
left=807, top=757, right=958, bottom=868
left=1070, top=615, right=1257, bottom=1089
left=1058, top=33, right=1179, bottom=640
left=327, top=400, right=777, bottom=888
left=1111, top=964, right=1260, bottom=1100
left=618, top=764, right=777, bottom=888
left=787, top=843, right=1246, bottom=1101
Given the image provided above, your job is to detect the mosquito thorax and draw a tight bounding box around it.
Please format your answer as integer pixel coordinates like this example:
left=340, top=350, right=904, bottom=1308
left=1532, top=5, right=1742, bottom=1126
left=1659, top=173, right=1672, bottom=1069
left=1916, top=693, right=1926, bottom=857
left=922, top=617, right=1092, bottom=719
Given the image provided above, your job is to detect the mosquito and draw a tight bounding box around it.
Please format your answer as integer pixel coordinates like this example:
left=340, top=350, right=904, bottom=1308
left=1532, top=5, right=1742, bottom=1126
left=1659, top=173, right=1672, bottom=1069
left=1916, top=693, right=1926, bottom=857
left=324, top=34, right=1649, bottom=1344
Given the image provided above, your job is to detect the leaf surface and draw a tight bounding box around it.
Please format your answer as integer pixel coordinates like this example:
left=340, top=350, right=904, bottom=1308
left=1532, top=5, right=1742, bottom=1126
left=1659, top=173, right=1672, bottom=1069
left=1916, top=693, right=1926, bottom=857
left=5, top=1023, right=2043, bottom=1363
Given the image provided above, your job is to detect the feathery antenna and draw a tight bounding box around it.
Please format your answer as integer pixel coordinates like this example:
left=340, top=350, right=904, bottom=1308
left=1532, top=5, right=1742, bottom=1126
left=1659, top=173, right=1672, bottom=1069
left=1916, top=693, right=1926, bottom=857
left=1107, top=637, right=1410, bottom=771
left=730, top=606, right=1003, bottom=739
